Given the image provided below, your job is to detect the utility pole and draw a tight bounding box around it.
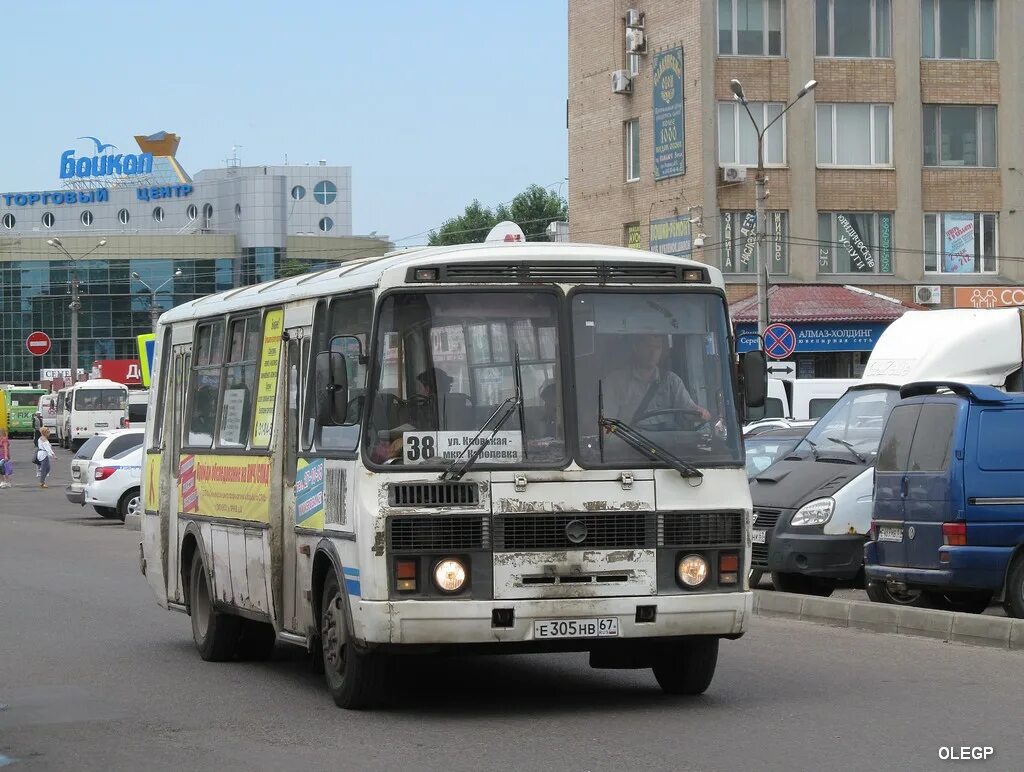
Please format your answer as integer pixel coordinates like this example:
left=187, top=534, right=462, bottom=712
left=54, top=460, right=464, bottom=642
left=47, top=237, right=107, bottom=383
left=730, top=78, right=817, bottom=338
left=132, top=269, right=182, bottom=335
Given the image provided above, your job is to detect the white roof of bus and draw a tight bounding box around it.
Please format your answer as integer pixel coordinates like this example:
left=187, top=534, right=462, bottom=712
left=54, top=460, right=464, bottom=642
left=159, top=242, right=723, bottom=325
left=68, top=379, right=128, bottom=391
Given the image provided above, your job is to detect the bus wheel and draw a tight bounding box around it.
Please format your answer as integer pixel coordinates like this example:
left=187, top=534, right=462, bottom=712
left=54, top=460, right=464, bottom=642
left=320, top=571, right=382, bottom=709
left=189, top=551, right=240, bottom=661
left=652, top=637, right=719, bottom=696
left=236, top=619, right=277, bottom=661
left=1004, top=556, right=1024, bottom=619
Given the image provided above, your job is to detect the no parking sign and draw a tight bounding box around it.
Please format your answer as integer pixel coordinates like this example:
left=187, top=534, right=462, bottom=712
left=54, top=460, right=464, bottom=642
left=763, top=323, right=797, bottom=360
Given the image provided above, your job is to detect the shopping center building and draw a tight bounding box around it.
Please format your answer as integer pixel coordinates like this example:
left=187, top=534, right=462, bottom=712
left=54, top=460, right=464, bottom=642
left=568, top=0, right=1024, bottom=377
left=0, top=131, right=390, bottom=382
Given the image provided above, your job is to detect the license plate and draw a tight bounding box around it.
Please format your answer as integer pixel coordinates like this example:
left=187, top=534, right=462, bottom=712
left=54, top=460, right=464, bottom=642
left=752, top=529, right=767, bottom=544
left=878, top=526, right=903, bottom=542
left=534, top=617, right=619, bottom=639
left=95, top=423, right=108, bottom=428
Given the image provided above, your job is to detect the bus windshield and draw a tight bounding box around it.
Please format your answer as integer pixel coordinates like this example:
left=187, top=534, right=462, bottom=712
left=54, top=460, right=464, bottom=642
left=366, top=291, right=565, bottom=467
left=802, top=387, right=901, bottom=461
left=74, top=388, right=127, bottom=411
left=573, top=292, right=741, bottom=467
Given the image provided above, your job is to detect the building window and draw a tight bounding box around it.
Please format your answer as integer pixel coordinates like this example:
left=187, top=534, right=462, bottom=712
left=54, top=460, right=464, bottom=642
left=235, top=203, right=242, bottom=220
left=816, top=104, right=891, bottom=166
left=186, top=204, right=198, bottom=221
left=81, top=211, right=93, bottom=227
left=118, top=208, right=130, bottom=225
left=816, top=0, right=891, bottom=57
left=718, top=0, right=784, bottom=56
left=291, top=185, right=306, bottom=200
left=721, top=210, right=789, bottom=274
left=314, top=181, right=337, bottom=204
left=152, top=206, right=164, bottom=223
left=924, top=213, right=997, bottom=273
left=2, top=213, right=14, bottom=229
left=42, top=212, right=54, bottom=228
left=718, top=102, right=785, bottom=166
left=818, top=212, right=894, bottom=273
left=319, top=216, right=334, bottom=232
left=624, top=221, right=642, bottom=249
left=624, top=118, right=640, bottom=181
left=202, top=204, right=214, bottom=228
left=923, top=105, right=997, bottom=167
left=922, top=0, right=995, bottom=59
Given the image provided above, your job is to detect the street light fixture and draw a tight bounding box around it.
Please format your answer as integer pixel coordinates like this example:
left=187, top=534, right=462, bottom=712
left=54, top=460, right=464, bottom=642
left=47, top=237, right=108, bottom=384
left=132, top=269, right=183, bottom=334
left=730, top=78, right=816, bottom=338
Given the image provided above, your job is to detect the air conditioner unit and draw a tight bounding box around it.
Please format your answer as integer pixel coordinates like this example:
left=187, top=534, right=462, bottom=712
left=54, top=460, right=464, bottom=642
left=722, top=165, right=747, bottom=183
left=626, top=27, right=647, bottom=54
left=625, top=9, right=644, bottom=28
left=915, top=285, right=942, bottom=305
left=612, top=70, right=632, bottom=95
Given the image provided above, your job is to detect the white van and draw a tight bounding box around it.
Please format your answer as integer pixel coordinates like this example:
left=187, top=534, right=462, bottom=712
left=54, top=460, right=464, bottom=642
left=38, top=392, right=59, bottom=432
left=59, top=379, right=130, bottom=451
left=789, top=378, right=859, bottom=420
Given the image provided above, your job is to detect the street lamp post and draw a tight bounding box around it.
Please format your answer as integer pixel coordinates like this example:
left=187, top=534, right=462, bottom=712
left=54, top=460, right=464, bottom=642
left=132, top=269, right=182, bottom=335
left=47, top=237, right=107, bottom=383
left=729, top=78, right=817, bottom=338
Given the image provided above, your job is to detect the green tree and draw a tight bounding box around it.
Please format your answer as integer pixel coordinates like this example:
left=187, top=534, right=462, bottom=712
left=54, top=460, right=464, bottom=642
left=428, top=185, right=568, bottom=246
left=279, top=257, right=314, bottom=278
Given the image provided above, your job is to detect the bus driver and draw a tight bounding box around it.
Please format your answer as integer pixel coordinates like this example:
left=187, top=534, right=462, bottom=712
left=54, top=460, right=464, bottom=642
left=602, top=334, right=711, bottom=428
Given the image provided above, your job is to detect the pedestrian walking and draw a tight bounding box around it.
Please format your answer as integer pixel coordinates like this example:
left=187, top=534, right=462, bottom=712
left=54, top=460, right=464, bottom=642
left=36, top=427, right=55, bottom=489
left=32, top=411, right=43, bottom=445
left=0, top=429, right=11, bottom=488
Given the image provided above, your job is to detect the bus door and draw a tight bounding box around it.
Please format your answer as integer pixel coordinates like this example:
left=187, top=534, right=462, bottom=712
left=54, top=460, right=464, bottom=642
left=167, top=343, right=191, bottom=603
left=282, top=325, right=307, bottom=632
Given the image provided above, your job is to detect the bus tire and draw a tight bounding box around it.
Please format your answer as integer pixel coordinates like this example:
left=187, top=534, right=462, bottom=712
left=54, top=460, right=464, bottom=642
left=652, top=637, right=719, bottom=696
left=236, top=619, right=277, bottom=661
left=1001, top=555, right=1024, bottom=619
left=94, top=505, right=118, bottom=518
left=320, top=571, right=382, bottom=709
left=189, top=551, right=240, bottom=662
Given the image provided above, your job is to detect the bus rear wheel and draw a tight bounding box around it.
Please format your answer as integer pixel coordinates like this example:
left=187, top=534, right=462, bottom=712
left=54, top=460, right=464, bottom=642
left=652, top=637, right=719, bottom=696
left=320, top=571, right=383, bottom=709
left=189, top=551, right=240, bottom=661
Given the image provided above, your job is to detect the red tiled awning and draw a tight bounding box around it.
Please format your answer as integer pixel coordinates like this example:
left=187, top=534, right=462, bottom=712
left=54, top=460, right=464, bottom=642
left=730, top=285, right=921, bottom=324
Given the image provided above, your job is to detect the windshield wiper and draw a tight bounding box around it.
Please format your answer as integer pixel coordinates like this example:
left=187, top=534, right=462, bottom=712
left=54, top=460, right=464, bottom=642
left=598, top=417, right=703, bottom=480
left=798, top=438, right=820, bottom=460
left=825, top=436, right=867, bottom=463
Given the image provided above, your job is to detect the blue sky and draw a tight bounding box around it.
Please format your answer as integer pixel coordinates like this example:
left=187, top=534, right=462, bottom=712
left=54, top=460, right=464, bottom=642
left=2, top=0, right=568, bottom=244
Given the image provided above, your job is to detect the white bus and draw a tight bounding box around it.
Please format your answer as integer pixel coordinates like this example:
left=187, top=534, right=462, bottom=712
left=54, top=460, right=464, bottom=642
left=56, top=379, right=130, bottom=451
left=139, top=242, right=766, bottom=708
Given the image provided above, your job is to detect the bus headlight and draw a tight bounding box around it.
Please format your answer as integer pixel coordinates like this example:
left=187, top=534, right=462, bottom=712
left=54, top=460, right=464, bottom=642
left=433, top=559, right=468, bottom=593
left=791, top=497, right=835, bottom=527
left=676, top=554, right=709, bottom=587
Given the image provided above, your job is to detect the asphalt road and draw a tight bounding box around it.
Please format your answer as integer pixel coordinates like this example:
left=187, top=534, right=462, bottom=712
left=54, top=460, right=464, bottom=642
left=1, top=439, right=1022, bottom=772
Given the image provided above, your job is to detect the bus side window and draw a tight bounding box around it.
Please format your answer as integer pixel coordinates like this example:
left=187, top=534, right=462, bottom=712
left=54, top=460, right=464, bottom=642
left=186, top=319, right=225, bottom=448
left=217, top=316, right=259, bottom=448
left=150, top=327, right=173, bottom=449
left=302, top=301, right=327, bottom=451
left=285, top=337, right=301, bottom=485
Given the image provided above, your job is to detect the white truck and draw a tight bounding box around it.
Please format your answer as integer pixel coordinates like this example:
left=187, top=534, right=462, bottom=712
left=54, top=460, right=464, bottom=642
left=749, top=308, right=1024, bottom=599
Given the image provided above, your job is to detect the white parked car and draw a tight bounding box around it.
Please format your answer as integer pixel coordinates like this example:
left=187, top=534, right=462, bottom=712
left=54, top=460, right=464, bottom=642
left=84, top=445, right=143, bottom=522
left=65, top=429, right=145, bottom=517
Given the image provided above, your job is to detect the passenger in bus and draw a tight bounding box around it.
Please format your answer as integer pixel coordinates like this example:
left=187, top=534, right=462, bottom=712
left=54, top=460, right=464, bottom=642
left=538, top=380, right=558, bottom=437
left=602, top=334, right=710, bottom=428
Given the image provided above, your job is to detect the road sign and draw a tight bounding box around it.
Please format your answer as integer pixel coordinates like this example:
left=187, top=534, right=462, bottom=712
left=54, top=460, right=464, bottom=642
left=763, top=323, right=797, bottom=360
left=766, top=360, right=796, bottom=381
left=137, top=333, right=156, bottom=388
left=26, top=331, right=52, bottom=356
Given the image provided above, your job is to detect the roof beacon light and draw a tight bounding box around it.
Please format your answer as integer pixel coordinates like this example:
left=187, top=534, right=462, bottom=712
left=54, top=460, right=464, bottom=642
left=485, top=220, right=527, bottom=244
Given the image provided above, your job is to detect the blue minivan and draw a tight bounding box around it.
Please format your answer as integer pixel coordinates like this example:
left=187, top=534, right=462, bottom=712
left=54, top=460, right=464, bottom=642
left=865, top=381, right=1024, bottom=617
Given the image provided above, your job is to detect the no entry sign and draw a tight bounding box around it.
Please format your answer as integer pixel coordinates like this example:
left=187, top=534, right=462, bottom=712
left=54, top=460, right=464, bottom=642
left=26, top=331, right=52, bottom=357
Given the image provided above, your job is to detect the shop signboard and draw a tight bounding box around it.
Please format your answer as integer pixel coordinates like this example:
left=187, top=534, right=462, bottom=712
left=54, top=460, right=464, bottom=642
left=736, top=322, right=889, bottom=353
left=652, top=46, right=685, bottom=180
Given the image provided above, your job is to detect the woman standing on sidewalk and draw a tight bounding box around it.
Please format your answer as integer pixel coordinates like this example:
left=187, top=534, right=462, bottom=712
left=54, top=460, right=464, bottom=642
left=0, top=429, right=11, bottom=488
left=36, top=427, right=56, bottom=488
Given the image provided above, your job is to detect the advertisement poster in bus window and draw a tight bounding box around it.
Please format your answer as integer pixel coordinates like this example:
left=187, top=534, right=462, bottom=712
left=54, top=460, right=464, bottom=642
left=144, top=453, right=161, bottom=512
left=294, top=458, right=326, bottom=530
left=178, top=454, right=272, bottom=522
left=653, top=46, right=685, bottom=179
left=251, top=309, right=284, bottom=447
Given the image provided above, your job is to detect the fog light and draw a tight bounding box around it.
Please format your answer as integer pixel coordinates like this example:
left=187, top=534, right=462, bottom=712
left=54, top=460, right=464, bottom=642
left=677, top=554, right=708, bottom=587
left=433, top=558, right=467, bottom=593
left=720, top=572, right=738, bottom=585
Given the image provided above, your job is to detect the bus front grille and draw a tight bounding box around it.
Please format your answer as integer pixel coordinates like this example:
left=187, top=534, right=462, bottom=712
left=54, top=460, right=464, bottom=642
left=658, top=512, right=743, bottom=547
left=494, top=512, right=653, bottom=551
left=388, top=481, right=480, bottom=507
left=388, top=515, right=489, bottom=552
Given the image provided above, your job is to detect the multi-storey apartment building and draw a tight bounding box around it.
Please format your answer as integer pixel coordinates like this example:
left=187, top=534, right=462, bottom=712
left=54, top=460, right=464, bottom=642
left=569, top=0, right=1023, bottom=377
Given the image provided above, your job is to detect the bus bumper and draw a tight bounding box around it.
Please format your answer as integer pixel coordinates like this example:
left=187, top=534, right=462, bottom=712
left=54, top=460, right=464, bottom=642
left=352, top=591, right=752, bottom=646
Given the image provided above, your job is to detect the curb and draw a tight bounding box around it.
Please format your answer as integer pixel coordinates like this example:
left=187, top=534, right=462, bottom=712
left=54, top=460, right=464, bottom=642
left=753, top=590, right=1024, bottom=651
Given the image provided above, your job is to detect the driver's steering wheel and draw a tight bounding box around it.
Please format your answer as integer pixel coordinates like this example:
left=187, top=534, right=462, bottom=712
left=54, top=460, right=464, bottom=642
left=632, top=407, right=707, bottom=430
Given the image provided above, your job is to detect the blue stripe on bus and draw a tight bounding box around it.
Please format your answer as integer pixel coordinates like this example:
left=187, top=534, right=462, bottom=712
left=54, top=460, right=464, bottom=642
left=343, top=567, right=360, bottom=596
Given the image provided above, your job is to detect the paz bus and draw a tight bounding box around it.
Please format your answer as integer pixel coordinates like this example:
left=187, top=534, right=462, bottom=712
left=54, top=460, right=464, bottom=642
left=2, top=387, right=46, bottom=436
left=139, top=240, right=767, bottom=709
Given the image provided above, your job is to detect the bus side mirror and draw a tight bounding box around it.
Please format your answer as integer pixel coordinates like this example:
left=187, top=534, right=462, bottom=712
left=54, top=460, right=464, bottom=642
left=315, top=351, right=349, bottom=425
left=741, top=350, right=767, bottom=409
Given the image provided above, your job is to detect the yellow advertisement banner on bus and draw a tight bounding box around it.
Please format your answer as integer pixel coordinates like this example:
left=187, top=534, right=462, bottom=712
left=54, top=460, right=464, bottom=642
left=144, top=452, right=161, bottom=513
left=252, top=309, right=284, bottom=448
left=178, top=454, right=272, bottom=523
